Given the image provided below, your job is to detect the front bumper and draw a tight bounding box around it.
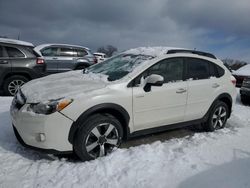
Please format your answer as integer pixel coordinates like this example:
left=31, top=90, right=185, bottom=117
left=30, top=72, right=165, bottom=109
left=11, top=102, right=74, bottom=153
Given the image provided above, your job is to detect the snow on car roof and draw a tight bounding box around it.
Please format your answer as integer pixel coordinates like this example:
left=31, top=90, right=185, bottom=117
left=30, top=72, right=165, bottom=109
left=124, top=46, right=185, bottom=57
left=0, top=38, right=34, bottom=47
left=34, top=43, right=90, bottom=52
left=94, top=52, right=106, bottom=56
left=233, top=64, right=250, bottom=76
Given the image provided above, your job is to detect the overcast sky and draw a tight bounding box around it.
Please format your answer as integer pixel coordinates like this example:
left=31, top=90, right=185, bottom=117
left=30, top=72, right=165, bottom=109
left=0, top=0, right=250, bottom=61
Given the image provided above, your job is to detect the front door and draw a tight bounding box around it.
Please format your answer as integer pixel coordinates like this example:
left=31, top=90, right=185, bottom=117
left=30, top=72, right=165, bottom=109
left=132, top=57, right=188, bottom=131
left=41, top=47, right=59, bottom=74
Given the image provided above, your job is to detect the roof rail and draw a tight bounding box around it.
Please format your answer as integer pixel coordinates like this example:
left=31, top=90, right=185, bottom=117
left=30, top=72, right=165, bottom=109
left=167, top=49, right=216, bottom=59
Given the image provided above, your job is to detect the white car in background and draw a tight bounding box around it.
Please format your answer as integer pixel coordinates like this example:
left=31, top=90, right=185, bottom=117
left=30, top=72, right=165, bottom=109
left=93, top=52, right=107, bottom=63
left=10, top=47, right=236, bottom=161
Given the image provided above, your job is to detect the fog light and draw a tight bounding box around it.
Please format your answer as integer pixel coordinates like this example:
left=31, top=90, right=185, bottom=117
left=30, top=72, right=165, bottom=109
left=37, top=133, right=46, bottom=142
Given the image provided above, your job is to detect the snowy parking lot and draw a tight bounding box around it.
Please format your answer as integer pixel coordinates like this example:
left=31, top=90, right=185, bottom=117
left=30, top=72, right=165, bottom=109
left=0, top=91, right=250, bottom=188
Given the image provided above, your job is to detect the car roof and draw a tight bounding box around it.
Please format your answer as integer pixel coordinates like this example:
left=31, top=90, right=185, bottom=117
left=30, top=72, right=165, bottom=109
left=233, top=64, right=250, bottom=76
left=123, top=46, right=217, bottom=59
left=34, top=43, right=90, bottom=52
left=94, top=52, right=106, bottom=56
left=0, top=38, right=34, bottom=47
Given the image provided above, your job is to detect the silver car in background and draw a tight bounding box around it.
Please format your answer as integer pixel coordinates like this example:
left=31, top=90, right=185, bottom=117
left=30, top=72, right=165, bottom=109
left=34, top=44, right=97, bottom=74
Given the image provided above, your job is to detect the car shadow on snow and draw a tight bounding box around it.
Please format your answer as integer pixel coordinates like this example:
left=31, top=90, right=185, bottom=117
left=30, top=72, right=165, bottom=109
left=178, top=149, right=250, bottom=188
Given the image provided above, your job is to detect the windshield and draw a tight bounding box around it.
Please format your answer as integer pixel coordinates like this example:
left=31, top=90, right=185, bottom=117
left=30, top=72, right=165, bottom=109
left=87, top=53, right=154, bottom=81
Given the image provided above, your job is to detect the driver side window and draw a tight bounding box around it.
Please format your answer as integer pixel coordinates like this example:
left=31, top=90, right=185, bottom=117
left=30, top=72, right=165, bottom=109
left=133, top=57, right=184, bottom=86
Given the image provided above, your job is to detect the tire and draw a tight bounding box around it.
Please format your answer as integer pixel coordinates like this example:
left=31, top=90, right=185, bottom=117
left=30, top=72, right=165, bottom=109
left=73, top=114, right=123, bottom=161
left=203, top=101, right=229, bottom=132
left=241, top=95, right=249, bottom=105
left=3, top=75, right=29, bottom=96
left=75, top=65, right=86, bottom=70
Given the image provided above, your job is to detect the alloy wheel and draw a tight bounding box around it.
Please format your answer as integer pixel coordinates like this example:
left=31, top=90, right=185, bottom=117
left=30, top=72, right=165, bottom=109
left=211, top=106, right=227, bottom=129
left=8, top=80, right=25, bottom=96
left=85, top=123, right=119, bottom=158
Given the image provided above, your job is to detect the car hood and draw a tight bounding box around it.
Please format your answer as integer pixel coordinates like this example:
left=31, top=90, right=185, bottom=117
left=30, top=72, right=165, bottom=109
left=21, top=70, right=109, bottom=103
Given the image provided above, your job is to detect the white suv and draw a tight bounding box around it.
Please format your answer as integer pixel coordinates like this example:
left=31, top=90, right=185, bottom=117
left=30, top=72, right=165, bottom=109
left=10, top=47, right=237, bottom=161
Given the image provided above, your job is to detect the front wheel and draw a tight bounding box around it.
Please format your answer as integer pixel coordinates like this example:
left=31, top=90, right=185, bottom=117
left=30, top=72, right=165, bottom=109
left=203, top=101, right=229, bottom=132
left=73, top=114, right=123, bottom=161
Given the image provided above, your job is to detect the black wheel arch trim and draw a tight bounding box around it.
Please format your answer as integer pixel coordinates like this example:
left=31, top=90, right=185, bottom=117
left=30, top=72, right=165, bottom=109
left=202, top=93, right=233, bottom=122
left=68, top=103, right=130, bottom=144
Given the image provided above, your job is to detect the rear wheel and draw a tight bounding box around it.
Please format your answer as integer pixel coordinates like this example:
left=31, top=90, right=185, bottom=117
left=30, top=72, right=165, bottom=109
left=203, top=101, right=229, bottom=132
left=3, top=75, right=29, bottom=96
left=73, top=114, right=123, bottom=161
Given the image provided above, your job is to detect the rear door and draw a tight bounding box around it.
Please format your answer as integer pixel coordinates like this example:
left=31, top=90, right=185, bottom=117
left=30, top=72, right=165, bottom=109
left=0, top=45, right=11, bottom=85
left=57, top=47, right=76, bottom=72
left=184, top=57, right=223, bottom=121
left=40, top=47, right=59, bottom=74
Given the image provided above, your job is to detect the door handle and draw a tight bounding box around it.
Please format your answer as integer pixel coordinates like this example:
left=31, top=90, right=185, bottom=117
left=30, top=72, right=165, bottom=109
left=52, top=57, right=58, bottom=60
left=0, top=60, right=8, bottom=64
left=212, top=83, right=220, bottom=88
left=176, top=88, right=187, bottom=94
left=135, top=94, right=144, bottom=98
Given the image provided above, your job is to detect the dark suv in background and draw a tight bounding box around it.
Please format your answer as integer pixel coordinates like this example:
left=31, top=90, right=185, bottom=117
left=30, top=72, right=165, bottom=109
left=0, top=38, right=46, bottom=96
left=34, top=44, right=97, bottom=74
left=240, top=77, right=250, bottom=104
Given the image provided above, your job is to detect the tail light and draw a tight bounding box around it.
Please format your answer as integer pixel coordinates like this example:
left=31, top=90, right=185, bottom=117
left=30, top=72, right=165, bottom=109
left=36, top=58, right=45, bottom=64
left=231, top=75, right=236, bottom=86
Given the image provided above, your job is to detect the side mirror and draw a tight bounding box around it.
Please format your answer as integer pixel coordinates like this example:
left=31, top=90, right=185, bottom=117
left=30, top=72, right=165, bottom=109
left=143, top=74, right=164, bottom=92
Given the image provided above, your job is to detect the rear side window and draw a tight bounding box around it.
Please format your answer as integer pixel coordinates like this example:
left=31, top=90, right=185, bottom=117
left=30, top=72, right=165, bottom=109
left=186, top=58, right=209, bottom=80
left=59, top=47, right=77, bottom=57
left=5, top=46, right=25, bottom=58
left=41, top=47, right=58, bottom=56
left=76, top=48, right=87, bottom=57
left=186, top=58, right=225, bottom=80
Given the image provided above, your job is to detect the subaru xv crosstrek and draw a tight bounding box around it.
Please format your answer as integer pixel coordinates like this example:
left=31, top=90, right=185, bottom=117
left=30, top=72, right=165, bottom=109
left=10, top=47, right=237, bottom=161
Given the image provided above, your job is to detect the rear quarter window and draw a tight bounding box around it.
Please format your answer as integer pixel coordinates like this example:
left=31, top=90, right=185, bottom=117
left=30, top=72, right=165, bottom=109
left=5, top=46, right=25, bottom=58
left=76, top=48, right=88, bottom=57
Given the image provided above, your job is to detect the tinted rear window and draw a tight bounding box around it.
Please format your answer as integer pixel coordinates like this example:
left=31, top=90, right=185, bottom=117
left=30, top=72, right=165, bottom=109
left=187, top=58, right=210, bottom=80
left=5, top=46, right=25, bottom=58
left=76, top=48, right=87, bottom=57
left=59, top=48, right=77, bottom=57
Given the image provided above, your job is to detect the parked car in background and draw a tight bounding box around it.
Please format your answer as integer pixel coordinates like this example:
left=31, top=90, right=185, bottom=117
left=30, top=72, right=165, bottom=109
left=34, top=44, right=97, bottom=74
left=0, top=38, right=45, bottom=96
left=93, top=52, right=107, bottom=63
left=11, top=47, right=236, bottom=161
left=232, top=64, right=250, bottom=87
left=240, top=77, right=250, bottom=104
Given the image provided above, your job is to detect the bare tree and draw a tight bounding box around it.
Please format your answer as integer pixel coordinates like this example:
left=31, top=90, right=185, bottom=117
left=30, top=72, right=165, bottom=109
left=97, top=45, right=118, bottom=57
left=222, top=58, right=248, bottom=70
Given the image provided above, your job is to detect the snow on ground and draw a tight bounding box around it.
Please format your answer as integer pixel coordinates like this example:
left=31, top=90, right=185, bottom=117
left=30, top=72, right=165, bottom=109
left=0, top=92, right=250, bottom=188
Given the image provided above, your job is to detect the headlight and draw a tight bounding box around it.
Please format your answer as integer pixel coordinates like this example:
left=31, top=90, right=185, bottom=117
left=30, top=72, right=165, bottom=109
left=28, top=98, right=73, bottom=115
